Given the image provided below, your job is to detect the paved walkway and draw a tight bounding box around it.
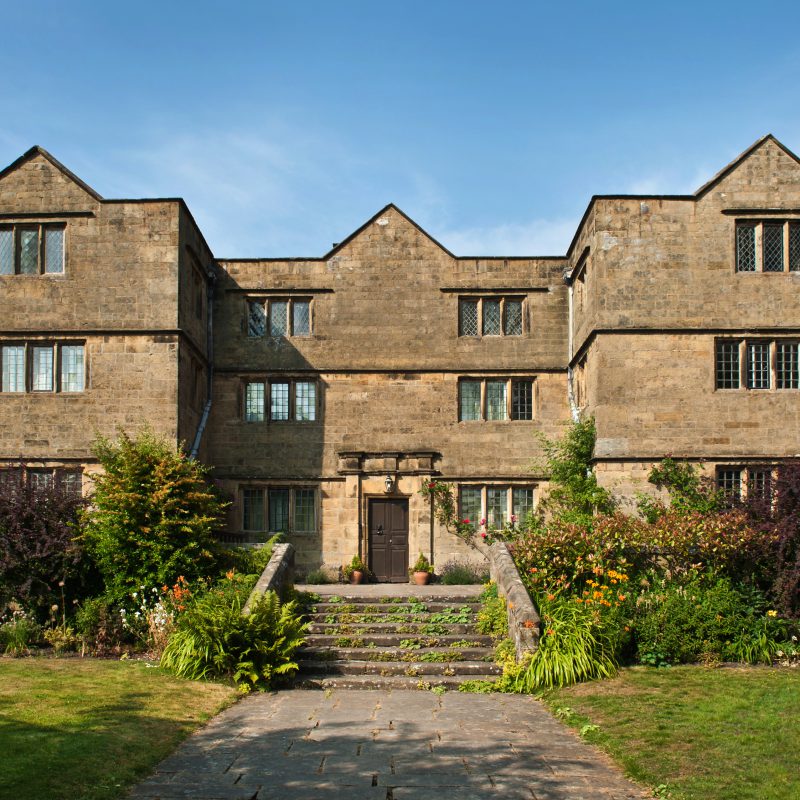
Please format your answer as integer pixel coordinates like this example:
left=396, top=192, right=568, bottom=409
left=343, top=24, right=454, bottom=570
left=129, top=689, right=647, bottom=800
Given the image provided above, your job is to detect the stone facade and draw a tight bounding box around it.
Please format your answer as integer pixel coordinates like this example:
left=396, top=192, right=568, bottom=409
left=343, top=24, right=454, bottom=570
left=1, top=136, right=799, bottom=576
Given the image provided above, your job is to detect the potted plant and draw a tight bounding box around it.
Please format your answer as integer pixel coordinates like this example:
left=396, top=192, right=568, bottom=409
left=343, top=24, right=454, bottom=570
left=342, top=555, right=369, bottom=585
left=409, top=552, right=434, bottom=586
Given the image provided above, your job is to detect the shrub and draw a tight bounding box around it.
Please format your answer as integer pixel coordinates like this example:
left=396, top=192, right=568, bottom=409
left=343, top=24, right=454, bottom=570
left=74, top=596, right=128, bottom=655
left=219, top=539, right=277, bottom=579
left=305, top=567, right=336, bottom=585
left=633, top=577, right=768, bottom=664
left=160, top=579, right=308, bottom=691
left=82, top=430, right=228, bottom=602
left=0, top=604, right=42, bottom=656
left=438, top=559, right=489, bottom=585
left=0, top=467, right=92, bottom=618
left=409, top=553, right=434, bottom=575
left=534, top=418, right=615, bottom=527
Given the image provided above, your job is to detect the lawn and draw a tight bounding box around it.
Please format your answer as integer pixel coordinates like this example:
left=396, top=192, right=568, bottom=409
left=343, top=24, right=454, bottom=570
left=546, top=665, right=800, bottom=800
left=0, top=657, right=238, bottom=800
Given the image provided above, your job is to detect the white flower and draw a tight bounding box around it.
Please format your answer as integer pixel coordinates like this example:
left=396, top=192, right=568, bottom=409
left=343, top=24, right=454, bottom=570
left=132, top=592, right=138, bottom=599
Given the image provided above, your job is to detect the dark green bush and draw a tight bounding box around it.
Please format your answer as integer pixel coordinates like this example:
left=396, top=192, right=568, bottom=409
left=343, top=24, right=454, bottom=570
left=634, top=577, right=767, bottom=664
left=160, top=578, right=308, bottom=691
left=82, top=430, right=227, bottom=601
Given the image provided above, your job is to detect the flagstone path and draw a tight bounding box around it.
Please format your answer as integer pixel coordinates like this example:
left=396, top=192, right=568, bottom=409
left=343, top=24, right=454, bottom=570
left=129, top=688, right=648, bottom=800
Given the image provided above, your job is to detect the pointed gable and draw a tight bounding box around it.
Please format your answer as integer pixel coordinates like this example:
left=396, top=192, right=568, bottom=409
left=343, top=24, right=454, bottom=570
left=325, top=204, right=456, bottom=261
left=0, top=146, right=102, bottom=213
left=695, top=135, right=800, bottom=205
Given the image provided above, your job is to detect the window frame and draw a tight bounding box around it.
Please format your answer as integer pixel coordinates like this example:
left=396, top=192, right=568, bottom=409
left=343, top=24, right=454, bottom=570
left=240, top=485, right=318, bottom=535
left=243, top=378, right=319, bottom=423
left=458, top=377, right=535, bottom=420
left=735, top=220, right=800, bottom=273
left=715, top=339, right=800, bottom=392
left=716, top=466, right=773, bottom=502
left=0, top=223, right=65, bottom=276
left=458, top=484, right=536, bottom=529
left=246, top=297, right=313, bottom=338
left=0, top=341, right=85, bottom=394
left=457, top=296, right=525, bottom=338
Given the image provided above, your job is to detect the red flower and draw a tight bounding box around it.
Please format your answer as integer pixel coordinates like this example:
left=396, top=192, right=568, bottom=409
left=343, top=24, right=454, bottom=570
left=462, top=518, right=470, bottom=524
left=481, top=532, right=487, bottom=539
left=428, top=482, right=436, bottom=489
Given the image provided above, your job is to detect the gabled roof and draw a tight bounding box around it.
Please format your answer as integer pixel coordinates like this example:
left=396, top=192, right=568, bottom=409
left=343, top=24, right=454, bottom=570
left=0, top=145, right=104, bottom=201
left=322, top=203, right=457, bottom=259
left=693, top=133, right=800, bottom=197
left=566, top=133, right=800, bottom=265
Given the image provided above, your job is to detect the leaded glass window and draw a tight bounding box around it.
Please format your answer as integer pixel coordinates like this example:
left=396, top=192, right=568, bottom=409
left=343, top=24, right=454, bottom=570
left=777, top=342, right=799, bottom=389
left=32, top=346, right=54, bottom=392
left=61, top=345, right=84, bottom=392
left=248, top=301, right=266, bottom=337
left=293, top=301, right=310, bottom=335
left=763, top=224, right=784, bottom=272
left=269, top=301, right=288, bottom=337
left=268, top=488, right=290, bottom=533
left=270, top=382, right=290, bottom=420
left=790, top=223, right=800, bottom=272
left=483, top=300, right=501, bottom=336
left=60, top=471, right=82, bottom=498
left=459, top=486, right=482, bottom=529
left=243, top=488, right=265, bottom=531
left=748, top=468, right=771, bottom=499
left=512, top=488, right=534, bottom=522
left=459, top=381, right=481, bottom=421
left=1, top=346, right=25, bottom=392
left=504, top=300, right=523, bottom=335
left=746, top=342, right=770, bottom=389
left=19, top=229, right=39, bottom=275
left=486, top=380, right=507, bottom=420
left=245, top=382, right=265, bottom=422
left=717, top=469, right=741, bottom=501
left=295, top=381, right=316, bottom=421
left=459, top=300, right=479, bottom=336
left=486, top=487, right=506, bottom=527
left=736, top=224, right=756, bottom=272
left=294, top=489, right=316, bottom=533
left=511, top=380, right=533, bottom=420
left=0, top=229, right=12, bottom=275
left=44, top=228, right=64, bottom=274
left=29, top=471, right=54, bottom=492
left=716, top=341, right=740, bottom=389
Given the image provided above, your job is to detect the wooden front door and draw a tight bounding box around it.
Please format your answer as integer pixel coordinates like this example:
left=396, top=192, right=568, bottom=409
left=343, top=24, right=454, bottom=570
left=368, top=499, right=409, bottom=582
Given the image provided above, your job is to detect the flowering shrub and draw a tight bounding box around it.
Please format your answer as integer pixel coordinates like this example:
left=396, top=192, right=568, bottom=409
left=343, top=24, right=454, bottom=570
left=0, top=602, right=42, bottom=656
left=419, top=480, right=476, bottom=545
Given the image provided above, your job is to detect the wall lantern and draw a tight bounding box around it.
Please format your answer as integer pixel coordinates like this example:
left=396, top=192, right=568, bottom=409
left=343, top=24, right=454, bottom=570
left=384, top=475, right=395, bottom=494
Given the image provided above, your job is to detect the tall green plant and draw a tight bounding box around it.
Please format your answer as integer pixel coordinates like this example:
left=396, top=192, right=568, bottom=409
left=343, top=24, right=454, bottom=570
left=536, top=418, right=614, bottom=527
left=514, top=597, right=620, bottom=691
left=638, top=457, right=724, bottom=521
left=160, top=583, right=308, bottom=691
left=82, top=429, right=227, bottom=601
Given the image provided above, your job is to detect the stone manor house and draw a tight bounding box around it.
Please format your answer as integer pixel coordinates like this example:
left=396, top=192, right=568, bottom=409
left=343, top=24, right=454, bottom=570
left=1, top=135, right=799, bottom=579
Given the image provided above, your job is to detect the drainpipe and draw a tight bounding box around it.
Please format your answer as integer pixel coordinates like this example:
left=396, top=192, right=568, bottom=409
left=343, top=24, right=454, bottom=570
left=564, top=273, right=580, bottom=422
left=190, top=267, right=216, bottom=459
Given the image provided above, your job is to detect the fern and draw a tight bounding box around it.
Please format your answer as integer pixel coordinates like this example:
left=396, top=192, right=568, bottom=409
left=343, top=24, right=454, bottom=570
left=161, top=585, right=308, bottom=690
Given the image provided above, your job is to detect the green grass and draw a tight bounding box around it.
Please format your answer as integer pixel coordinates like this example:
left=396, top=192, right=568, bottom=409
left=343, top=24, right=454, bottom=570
left=546, top=665, right=800, bottom=800
left=0, top=657, right=238, bottom=800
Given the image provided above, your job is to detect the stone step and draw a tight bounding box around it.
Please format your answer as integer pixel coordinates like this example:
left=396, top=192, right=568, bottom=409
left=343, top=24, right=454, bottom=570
left=308, top=594, right=482, bottom=605
left=307, top=614, right=478, bottom=627
left=307, top=622, right=478, bottom=635
left=301, top=646, right=492, bottom=662
left=298, top=659, right=501, bottom=677
left=310, top=601, right=481, bottom=614
left=304, top=633, right=495, bottom=648
left=295, top=674, right=498, bottom=690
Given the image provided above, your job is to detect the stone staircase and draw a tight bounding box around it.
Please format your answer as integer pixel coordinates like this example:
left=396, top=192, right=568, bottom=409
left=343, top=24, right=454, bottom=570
left=297, top=591, right=500, bottom=689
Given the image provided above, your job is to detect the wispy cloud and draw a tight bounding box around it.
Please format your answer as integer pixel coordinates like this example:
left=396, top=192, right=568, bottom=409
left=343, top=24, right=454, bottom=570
left=437, top=217, right=577, bottom=257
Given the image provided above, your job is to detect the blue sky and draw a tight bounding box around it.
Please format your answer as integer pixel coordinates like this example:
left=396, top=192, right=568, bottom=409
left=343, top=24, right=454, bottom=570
left=2, top=1, right=799, bottom=257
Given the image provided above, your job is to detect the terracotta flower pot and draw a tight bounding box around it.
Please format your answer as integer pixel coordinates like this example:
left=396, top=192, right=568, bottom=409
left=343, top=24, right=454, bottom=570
left=413, top=571, right=430, bottom=586
left=350, top=570, right=364, bottom=585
